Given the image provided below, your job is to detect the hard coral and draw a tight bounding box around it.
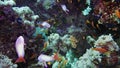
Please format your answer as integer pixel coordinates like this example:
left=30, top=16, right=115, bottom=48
left=12, top=6, right=39, bottom=26
left=0, top=54, right=17, bottom=68
left=0, top=0, right=16, bottom=6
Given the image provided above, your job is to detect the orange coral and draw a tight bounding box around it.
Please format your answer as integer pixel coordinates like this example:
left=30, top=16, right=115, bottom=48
left=115, top=9, right=120, bottom=18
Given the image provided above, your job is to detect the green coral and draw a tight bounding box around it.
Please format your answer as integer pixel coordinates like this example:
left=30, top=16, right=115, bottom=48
left=33, top=27, right=48, bottom=41
left=37, top=0, right=56, bottom=10
left=0, top=54, right=17, bottom=68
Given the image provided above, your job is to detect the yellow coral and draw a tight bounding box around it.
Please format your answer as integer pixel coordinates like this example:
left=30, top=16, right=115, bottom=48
left=70, top=36, right=78, bottom=48
left=58, top=57, right=68, bottom=68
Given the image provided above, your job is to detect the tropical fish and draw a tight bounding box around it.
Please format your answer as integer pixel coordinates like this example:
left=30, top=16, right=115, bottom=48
left=30, top=53, right=37, bottom=59
left=43, top=42, right=47, bottom=49
left=61, top=4, right=69, bottom=14
left=53, top=53, right=61, bottom=61
left=115, top=9, right=120, bottom=18
left=15, top=36, right=26, bottom=63
left=47, top=62, right=51, bottom=65
left=93, top=47, right=108, bottom=53
left=16, top=17, right=23, bottom=24
left=38, top=21, right=51, bottom=29
left=41, top=42, right=48, bottom=52
left=38, top=53, right=60, bottom=67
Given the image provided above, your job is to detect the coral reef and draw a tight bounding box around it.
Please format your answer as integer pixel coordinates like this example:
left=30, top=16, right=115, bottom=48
left=72, top=34, right=120, bottom=68
left=93, top=34, right=120, bottom=66
left=0, top=0, right=120, bottom=68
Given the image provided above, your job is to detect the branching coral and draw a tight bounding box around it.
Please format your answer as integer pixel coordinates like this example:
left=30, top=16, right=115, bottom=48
left=0, top=54, right=17, bottom=68
left=94, top=34, right=119, bottom=51
left=45, top=33, right=78, bottom=52
left=65, top=49, right=78, bottom=68
left=86, top=0, right=91, bottom=5
left=46, top=33, right=61, bottom=52
left=52, top=56, right=68, bottom=68
left=94, top=34, right=114, bottom=46
left=0, top=0, right=16, bottom=6
left=12, top=6, right=39, bottom=26
left=61, top=34, right=71, bottom=46
left=33, top=27, right=48, bottom=41
left=82, top=6, right=92, bottom=16
left=86, top=36, right=95, bottom=46
left=74, top=48, right=101, bottom=68
left=82, top=0, right=92, bottom=15
left=36, top=0, right=56, bottom=10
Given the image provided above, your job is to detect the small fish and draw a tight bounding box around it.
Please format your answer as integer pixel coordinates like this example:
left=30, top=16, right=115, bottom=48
left=15, top=36, right=26, bottom=63
left=38, top=53, right=60, bottom=67
left=53, top=53, right=61, bottom=61
left=30, top=53, right=37, bottom=59
left=38, top=21, right=51, bottom=29
left=44, top=42, right=47, bottom=48
left=86, top=20, right=96, bottom=29
left=16, top=17, right=23, bottom=24
left=61, top=4, right=69, bottom=14
left=91, top=21, right=96, bottom=29
left=67, top=0, right=72, bottom=3
left=93, top=47, right=108, bottom=53
left=115, top=9, right=120, bottom=18
left=47, top=62, right=51, bottom=65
